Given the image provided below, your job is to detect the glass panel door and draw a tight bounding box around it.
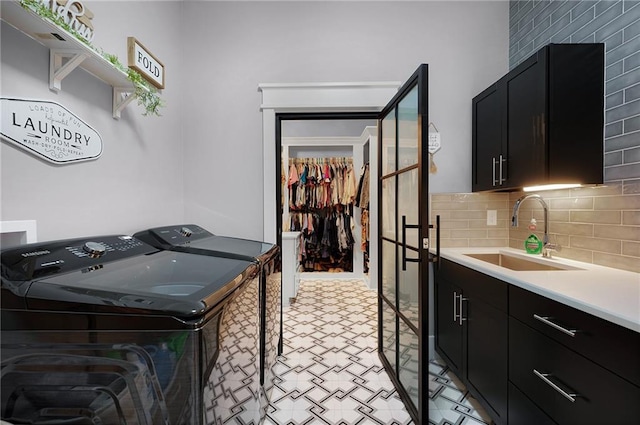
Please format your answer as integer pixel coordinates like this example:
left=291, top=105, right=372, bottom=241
left=377, top=65, right=429, bottom=424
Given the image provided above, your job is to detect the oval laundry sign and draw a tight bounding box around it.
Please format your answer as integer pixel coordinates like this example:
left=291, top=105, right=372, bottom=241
left=1, top=97, right=102, bottom=164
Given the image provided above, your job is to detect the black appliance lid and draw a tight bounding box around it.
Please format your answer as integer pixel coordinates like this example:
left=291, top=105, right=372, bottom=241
left=27, top=250, right=257, bottom=318
left=135, top=224, right=278, bottom=262
left=2, top=236, right=257, bottom=318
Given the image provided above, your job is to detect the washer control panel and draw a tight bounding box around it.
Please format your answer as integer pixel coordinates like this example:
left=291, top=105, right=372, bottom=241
left=1, top=235, right=156, bottom=281
left=135, top=224, right=213, bottom=247
left=65, top=236, right=146, bottom=259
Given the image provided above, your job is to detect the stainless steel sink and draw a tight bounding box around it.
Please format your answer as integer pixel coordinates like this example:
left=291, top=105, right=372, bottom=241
left=464, top=253, right=581, bottom=271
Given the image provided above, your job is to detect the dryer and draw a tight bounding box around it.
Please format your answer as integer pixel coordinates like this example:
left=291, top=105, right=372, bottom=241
left=1, top=235, right=262, bottom=424
left=133, top=225, right=281, bottom=411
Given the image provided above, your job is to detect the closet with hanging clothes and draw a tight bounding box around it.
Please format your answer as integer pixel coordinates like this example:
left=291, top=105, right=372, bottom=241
left=280, top=126, right=377, bottom=294
left=281, top=137, right=365, bottom=282
left=287, top=157, right=357, bottom=273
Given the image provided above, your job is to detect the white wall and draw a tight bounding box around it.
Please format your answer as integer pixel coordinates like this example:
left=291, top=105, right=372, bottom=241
left=181, top=0, right=509, bottom=240
left=1, top=1, right=508, bottom=243
left=0, top=1, right=185, bottom=242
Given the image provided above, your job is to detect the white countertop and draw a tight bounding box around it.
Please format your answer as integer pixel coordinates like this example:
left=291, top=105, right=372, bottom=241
left=438, top=247, right=640, bottom=333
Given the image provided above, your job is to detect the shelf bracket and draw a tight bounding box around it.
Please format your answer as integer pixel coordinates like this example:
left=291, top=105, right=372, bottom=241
left=49, top=49, right=89, bottom=92
left=113, top=87, right=136, bottom=120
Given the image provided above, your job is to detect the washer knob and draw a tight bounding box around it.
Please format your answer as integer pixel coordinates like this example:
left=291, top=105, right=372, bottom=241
left=83, top=242, right=106, bottom=258
left=180, top=227, right=193, bottom=237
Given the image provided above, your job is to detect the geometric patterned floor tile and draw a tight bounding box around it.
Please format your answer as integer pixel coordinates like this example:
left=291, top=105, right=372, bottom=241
left=265, top=278, right=493, bottom=425
left=427, top=358, right=494, bottom=425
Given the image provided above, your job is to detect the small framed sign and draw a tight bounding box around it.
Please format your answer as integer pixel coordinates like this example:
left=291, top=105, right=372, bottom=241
left=127, top=37, right=165, bottom=89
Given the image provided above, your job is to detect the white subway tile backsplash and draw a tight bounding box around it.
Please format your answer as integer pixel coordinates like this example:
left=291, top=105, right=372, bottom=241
left=622, top=241, right=640, bottom=256
left=451, top=229, right=488, bottom=239
left=570, top=236, right=622, bottom=254
left=624, top=116, right=640, bottom=133
left=593, top=251, right=639, bottom=272
left=549, top=222, right=594, bottom=236
left=469, top=239, right=508, bottom=248
left=571, top=210, right=622, bottom=224
left=432, top=183, right=640, bottom=273
left=593, top=194, right=640, bottom=209
left=594, top=224, right=640, bottom=240
left=606, top=122, right=624, bottom=138
left=606, top=91, right=625, bottom=108
left=624, top=18, right=640, bottom=40
left=605, top=163, right=640, bottom=181
left=549, top=197, right=594, bottom=209
left=623, top=210, right=640, bottom=224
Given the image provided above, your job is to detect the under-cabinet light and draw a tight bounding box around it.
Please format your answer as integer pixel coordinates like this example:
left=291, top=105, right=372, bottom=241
left=523, top=184, right=582, bottom=192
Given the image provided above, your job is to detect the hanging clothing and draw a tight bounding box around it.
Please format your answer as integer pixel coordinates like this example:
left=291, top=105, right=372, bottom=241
left=361, top=209, right=369, bottom=252
left=287, top=157, right=356, bottom=272
left=342, top=163, right=357, bottom=205
left=355, top=163, right=370, bottom=209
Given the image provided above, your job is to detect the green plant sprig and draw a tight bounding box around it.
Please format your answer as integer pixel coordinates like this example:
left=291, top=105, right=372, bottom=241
left=20, top=0, right=164, bottom=116
left=103, top=52, right=163, bottom=116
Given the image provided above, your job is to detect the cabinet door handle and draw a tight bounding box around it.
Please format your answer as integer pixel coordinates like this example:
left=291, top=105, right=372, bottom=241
left=499, top=154, right=506, bottom=185
left=453, top=291, right=458, bottom=322
left=533, top=314, right=577, bottom=337
left=492, top=157, right=498, bottom=186
left=458, top=294, right=467, bottom=326
left=533, top=369, right=578, bottom=403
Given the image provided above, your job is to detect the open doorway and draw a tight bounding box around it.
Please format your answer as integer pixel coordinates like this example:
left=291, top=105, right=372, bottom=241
left=275, top=113, right=377, bottom=303
left=258, top=81, right=400, bottom=303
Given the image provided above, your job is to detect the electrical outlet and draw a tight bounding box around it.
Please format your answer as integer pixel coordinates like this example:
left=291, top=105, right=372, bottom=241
left=487, top=210, right=497, bottom=226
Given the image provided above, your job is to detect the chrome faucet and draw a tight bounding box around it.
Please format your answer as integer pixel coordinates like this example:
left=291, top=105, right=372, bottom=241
left=511, top=194, right=557, bottom=258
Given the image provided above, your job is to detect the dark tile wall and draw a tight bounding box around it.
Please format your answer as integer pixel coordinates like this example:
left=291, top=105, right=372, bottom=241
left=509, top=0, right=640, bottom=184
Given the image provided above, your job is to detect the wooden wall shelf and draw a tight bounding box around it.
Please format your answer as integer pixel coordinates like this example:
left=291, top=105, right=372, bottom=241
left=1, top=0, right=136, bottom=119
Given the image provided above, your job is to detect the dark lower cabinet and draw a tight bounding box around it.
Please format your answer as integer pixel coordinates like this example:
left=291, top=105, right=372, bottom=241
left=509, top=318, right=640, bottom=425
left=466, top=297, right=508, bottom=423
left=509, top=285, right=640, bottom=388
left=435, top=258, right=640, bottom=425
left=508, top=383, right=556, bottom=425
left=435, top=259, right=508, bottom=425
left=435, top=276, right=463, bottom=374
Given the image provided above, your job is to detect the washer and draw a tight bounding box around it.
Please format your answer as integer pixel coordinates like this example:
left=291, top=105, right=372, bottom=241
left=133, top=225, right=281, bottom=410
left=1, top=235, right=262, bottom=425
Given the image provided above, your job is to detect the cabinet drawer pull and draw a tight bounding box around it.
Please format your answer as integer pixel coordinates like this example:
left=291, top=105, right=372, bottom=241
left=533, top=369, right=578, bottom=403
left=499, top=154, right=506, bottom=185
left=533, top=314, right=577, bottom=337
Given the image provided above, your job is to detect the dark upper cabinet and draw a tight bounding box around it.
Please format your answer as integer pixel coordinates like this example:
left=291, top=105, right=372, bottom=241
left=472, top=43, right=604, bottom=192
left=472, top=84, right=504, bottom=190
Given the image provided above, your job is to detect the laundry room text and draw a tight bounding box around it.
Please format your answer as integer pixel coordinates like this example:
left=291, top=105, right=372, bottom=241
left=0, top=97, right=103, bottom=164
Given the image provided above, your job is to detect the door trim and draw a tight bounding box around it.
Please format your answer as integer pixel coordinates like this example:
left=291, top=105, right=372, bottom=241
left=258, top=81, right=400, bottom=245
left=259, top=81, right=400, bottom=294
